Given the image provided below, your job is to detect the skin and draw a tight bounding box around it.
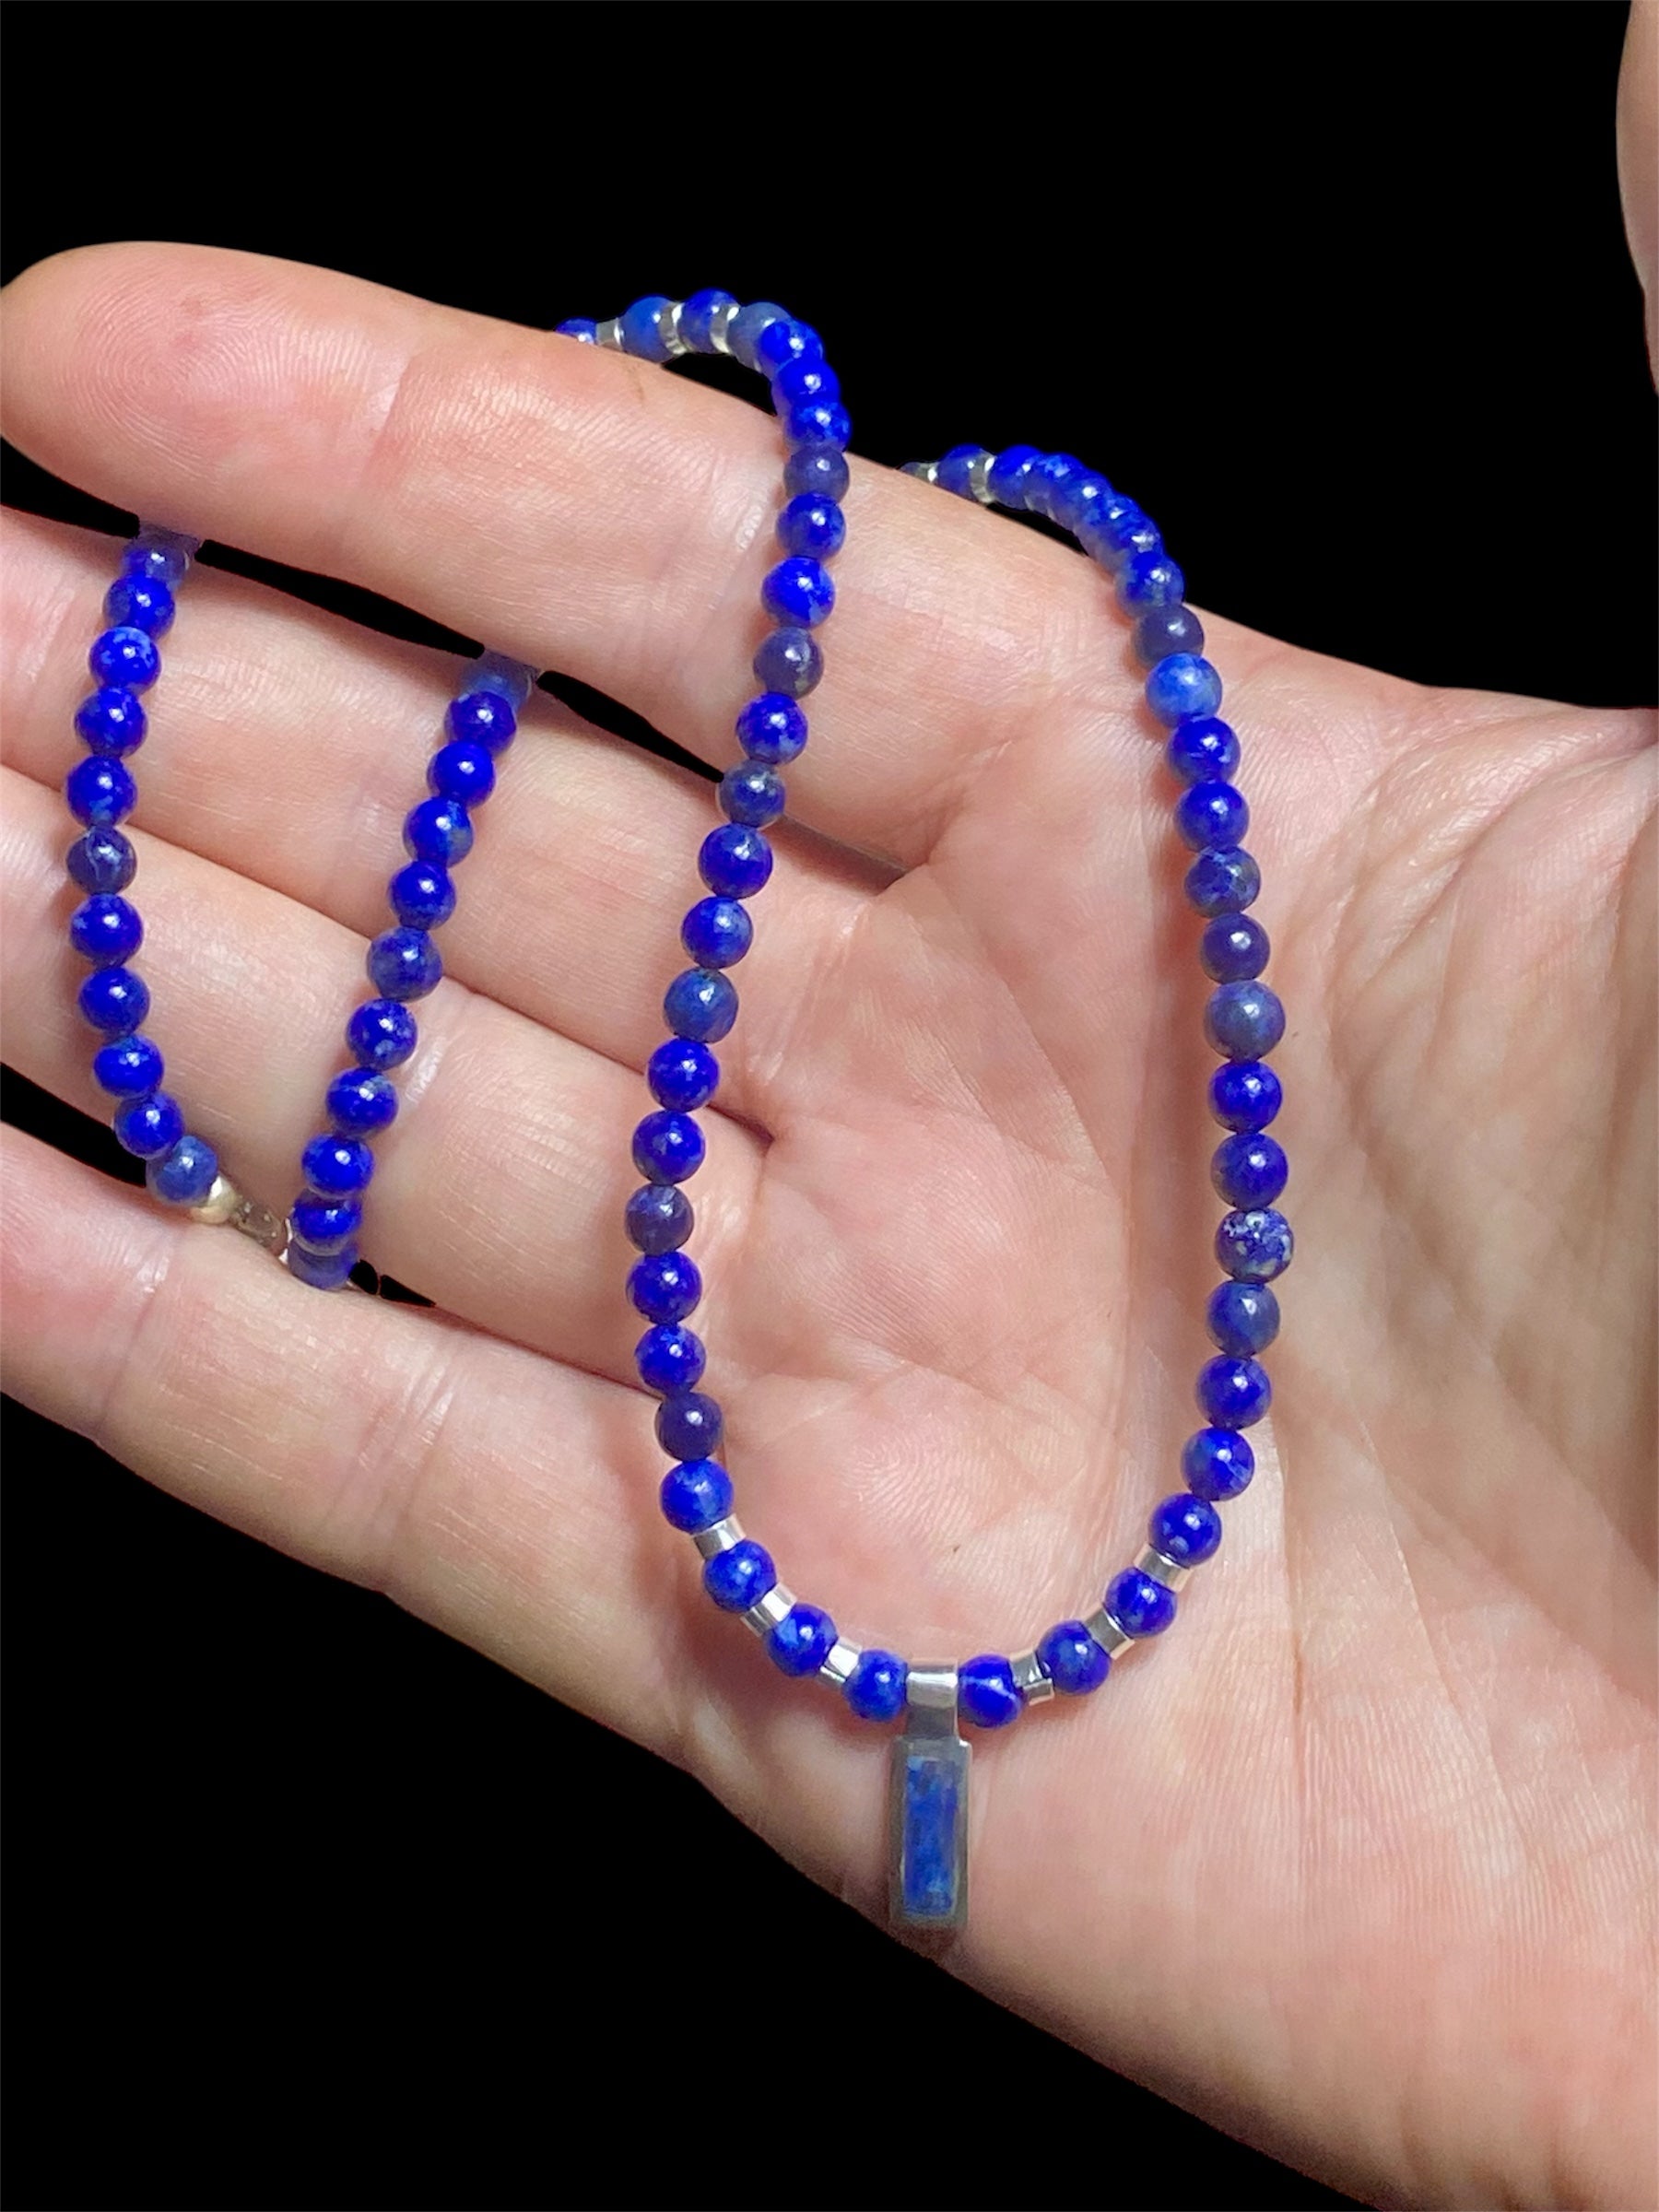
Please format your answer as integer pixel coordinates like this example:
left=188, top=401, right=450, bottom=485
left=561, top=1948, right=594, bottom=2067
left=0, top=212, right=1652, bottom=2211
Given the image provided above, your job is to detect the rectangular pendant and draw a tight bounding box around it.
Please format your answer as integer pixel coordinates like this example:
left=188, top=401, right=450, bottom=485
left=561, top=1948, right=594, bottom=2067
left=888, top=1664, right=970, bottom=1934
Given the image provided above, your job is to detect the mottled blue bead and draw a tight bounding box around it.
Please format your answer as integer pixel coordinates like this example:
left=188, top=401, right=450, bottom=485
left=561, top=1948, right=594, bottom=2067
left=727, top=300, right=787, bottom=371
left=287, top=1240, right=359, bottom=1292
left=761, top=556, right=834, bottom=629
left=632, top=1109, right=705, bottom=1184
left=77, top=965, right=149, bottom=1035
left=403, top=795, right=474, bottom=866
left=636, top=1324, right=705, bottom=1395
left=75, top=687, right=147, bottom=757
left=1185, top=845, right=1262, bottom=916
left=782, top=446, right=850, bottom=502
left=389, top=861, right=456, bottom=932
left=1197, top=1355, right=1273, bottom=1428
left=777, top=493, right=845, bottom=561
left=1135, top=606, right=1206, bottom=666
left=935, top=444, right=986, bottom=499
left=1216, top=1206, right=1295, bottom=1283
left=681, top=896, right=753, bottom=970
left=326, top=1068, right=398, bottom=1137
left=958, top=1654, right=1025, bottom=1729
left=1036, top=1619, right=1111, bottom=1695
left=678, top=288, right=736, bottom=353
left=1166, top=717, right=1240, bottom=785
left=754, top=315, right=820, bottom=377
left=290, top=1193, right=362, bottom=1255
left=113, top=1090, right=185, bottom=1160
left=69, top=895, right=142, bottom=965
left=1205, top=980, right=1285, bottom=1059
left=771, top=353, right=838, bottom=413
left=659, top=1456, right=732, bottom=1534
left=768, top=1602, right=838, bottom=1677
left=1117, top=552, right=1185, bottom=614
left=719, top=765, right=787, bottom=827
left=1147, top=653, right=1223, bottom=727
left=65, top=757, right=136, bottom=828
left=427, top=740, right=495, bottom=807
left=347, top=997, right=419, bottom=1072
left=301, top=1134, right=375, bottom=1197
left=1054, top=472, right=1114, bottom=535
left=88, top=627, right=159, bottom=690
left=664, top=968, right=738, bottom=1043
left=781, top=396, right=851, bottom=453
left=628, top=1250, right=702, bottom=1323
left=1213, top=1132, right=1288, bottom=1209
left=752, top=626, right=822, bottom=698
left=699, top=825, right=773, bottom=900
left=618, top=294, right=675, bottom=361
left=121, top=530, right=194, bottom=587
left=1175, top=780, right=1249, bottom=852
left=1201, top=914, right=1270, bottom=982
left=987, top=444, right=1042, bottom=505
left=735, top=692, right=807, bottom=764
left=626, top=1182, right=694, bottom=1255
left=104, top=574, right=174, bottom=638
left=656, top=1390, right=722, bottom=1461
left=845, top=1650, right=908, bottom=1724
left=1027, top=453, right=1084, bottom=522
left=1078, top=494, right=1159, bottom=570
left=1149, top=1492, right=1223, bottom=1566
left=467, top=653, right=536, bottom=711
left=65, top=827, right=136, bottom=895
left=367, top=927, right=441, bottom=1002
left=555, top=317, right=597, bottom=343
left=93, top=1034, right=163, bottom=1097
left=1105, top=1567, right=1177, bottom=1638
left=1206, top=1279, right=1280, bottom=1358
left=647, top=1038, right=720, bottom=1112
left=1182, top=1426, right=1255, bottom=1500
left=702, top=1537, right=776, bottom=1612
left=446, top=690, right=517, bottom=754
left=147, top=1131, right=218, bottom=1206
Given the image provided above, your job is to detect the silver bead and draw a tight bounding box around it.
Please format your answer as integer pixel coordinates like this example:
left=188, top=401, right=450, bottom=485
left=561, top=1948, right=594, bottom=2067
left=1009, top=1648, right=1054, bottom=1704
left=693, top=1516, right=744, bottom=1559
left=818, top=1638, right=864, bottom=1688
left=594, top=315, right=627, bottom=352
left=967, top=449, right=996, bottom=503
left=1135, top=1544, right=1193, bottom=1594
left=658, top=300, right=691, bottom=358
left=708, top=298, right=742, bottom=354
left=1081, top=1608, right=1135, bottom=1655
left=742, top=1584, right=794, bottom=1637
left=186, top=1174, right=241, bottom=1228
left=900, top=459, right=940, bottom=484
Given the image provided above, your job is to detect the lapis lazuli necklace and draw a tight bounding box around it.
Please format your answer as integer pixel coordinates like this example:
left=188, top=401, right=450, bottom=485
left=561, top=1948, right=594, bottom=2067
left=58, top=292, right=1290, bottom=1936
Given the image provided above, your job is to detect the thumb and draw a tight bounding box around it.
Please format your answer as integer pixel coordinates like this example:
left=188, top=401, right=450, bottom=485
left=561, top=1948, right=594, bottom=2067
left=1618, top=0, right=1658, bottom=372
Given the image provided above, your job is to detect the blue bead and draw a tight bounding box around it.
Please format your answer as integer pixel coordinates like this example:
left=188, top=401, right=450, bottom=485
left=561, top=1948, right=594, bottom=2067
left=1182, top=1426, right=1255, bottom=1500
left=752, top=627, right=822, bottom=698
left=702, top=1537, right=775, bottom=1612
left=65, top=828, right=136, bottom=894
left=771, top=354, right=838, bottom=412
left=935, top=443, right=986, bottom=499
left=1213, top=1132, right=1288, bottom=1208
left=446, top=689, right=517, bottom=754
left=88, top=627, right=160, bottom=690
left=636, top=1324, right=705, bottom=1394
left=1196, top=1355, right=1273, bottom=1427
left=1206, top=1279, right=1280, bottom=1358
left=699, top=825, right=772, bottom=899
left=301, top=1134, right=375, bottom=1197
left=1135, top=606, right=1206, bottom=666
left=768, top=1602, right=838, bottom=1677
left=735, top=692, right=807, bottom=765
left=727, top=300, right=788, bottom=371
left=777, top=493, right=845, bottom=561
left=985, top=444, right=1041, bottom=505
left=388, top=861, right=456, bottom=932
left=1147, top=653, right=1223, bottom=726
left=326, top=1068, right=398, bottom=1136
left=627, top=1182, right=694, bottom=1254
left=286, top=1240, right=359, bottom=1291
left=647, top=1038, right=720, bottom=1112
left=1205, top=980, right=1285, bottom=1058
left=122, top=529, right=194, bottom=587
left=291, top=1193, right=362, bottom=1255
left=428, top=740, right=495, bottom=807
left=147, top=1131, right=218, bottom=1206
left=69, top=895, right=142, bottom=965
left=403, top=795, right=474, bottom=866
left=93, top=1034, right=163, bottom=1096
left=1054, top=472, right=1115, bottom=535
left=1167, top=717, right=1240, bottom=784
left=958, top=1653, right=1025, bottom=1729
left=632, top=1109, right=705, bottom=1183
left=1037, top=1619, right=1111, bottom=1694
left=1105, top=1567, right=1177, bottom=1638
left=1216, top=1206, right=1295, bottom=1282
left=782, top=446, right=850, bottom=502
left=845, top=1650, right=908, bottom=1724
left=1079, top=495, right=1159, bottom=569
left=659, top=1456, right=733, bottom=1533
left=75, top=686, right=147, bottom=756
left=347, top=998, right=419, bottom=1071
left=678, top=288, right=737, bottom=353
left=77, top=965, right=149, bottom=1035
left=467, top=653, right=536, bottom=710
left=113, top=1090, right=185, bottom=1160
left=1117, top=551, right=1185, bottom=613
left=65, top=757, right=136, bottom=828
left=556, top=317, right=598, bottom=343
left=628, top=1250, right=702, bottom=1323
left=655, top=1390, right=722, bottom=1460
left=664, top=969, right=737, bottom=1043
left=680, top=896, right=753, bottom=970
left=1027, top=453, right=1084, bottom=522
left=1149, top=1492, right=1223, bottom=1566
left=754, top=315, right=820, bottom=377
left=367, top=927, right=441, bottom=1002
left=719, top=765, right=786, bottom=827
left=1201, top=914, right=1270, bottom=982
left=761, top=557, right=834, bottom=629
left=1185, top=845, right=1262, bottom=916
left=104, top=574, right=174, bottom=638
left=618, top=294, right=675, bottom=361
left=1175, top=779, right=1249, bottom=852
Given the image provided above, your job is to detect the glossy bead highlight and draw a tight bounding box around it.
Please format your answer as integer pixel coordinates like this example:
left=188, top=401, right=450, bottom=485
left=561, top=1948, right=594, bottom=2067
left=958, top=1654, right=1025, bottom=1729
left=1215, top=1207, right=1295, bottom=1282
left=1206, top=1279, right=1280, bottom=1358
left=702, top=1537, right=776, bottom=1612
left=647, top=1039, right=720, bottom=1112
left=1182, top=1427, right=1256, bottom=1500
left=626, top=1182, right=694, bottom=1254
left=768, top=1603, right=839, bottom=1677
left=1105, top=1568, right=1177, bottom=1638
left=845, top=1651, right=909, bottom=1723
left=1036, top=1620, right=1111, bottom=1694
left=659, top=1457, right=732, bottom=1533
left=1196, top=1355, right=1273, bottom=1428
left=664, top=969, right=738, bottom=1043
left=1204, top=980, right=1285, bottom=1058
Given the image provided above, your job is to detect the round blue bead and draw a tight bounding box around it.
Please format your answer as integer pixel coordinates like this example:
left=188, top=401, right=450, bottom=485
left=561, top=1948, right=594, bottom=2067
left=1147, top=653, right=1224, bottom=727
left=735, top=693, right=807, bottom=765
left=768, top=1603, right=838, bottom=1677
left=761, top=557, right=834, bottom=629
left=1079, top=495, right=1159, bottom=569
left=88, top=627, right=160, bottom=690
left=655, top=1391, right=722, bottom=1460
left=1205, top=980, right=1285, bottom=1059
left=69, top=895, right=142, bottom=965
left=1105, top=1567, right=1177, bottom=1638
left=618, top=294, right=675, bottom=361
left=777, top=493, right=845, bottom=561
left=636, top=1324, right=706, bottom=1395
left=75, top=687, right=147, bottom=757
left=1117, top=551, right=1185, bottom=613
left=659, top=1456, right=732, bottom=1534
left=755, top=316, right=821, bottom=377
left=1216, top=1206, right=1295, bottom=1283
left=65, top=757, right=136, bottom=829
left=626, top=1182, right=694, bottom=1254
left=1054, top=472, right=1114, bottom=535
left=65, top=828, right=136, bottom=895
left=1149, top=1492, right=1223, bottom=1566
left=958, top=1654, right=1025, bottom=1729
left=1036, top=1619, right=1112, bottom=1695
left=681, top=897, right=752, bottom=971
left=632, top=1110, right=705, bottom=1184
left=782, top=446, right=851, bottom=502
left=647, top=1038, right=720, bottom=1112
left=347, top=998, right=419, bottom=1071
left=1206, top=1280, right=1280, bottom=1359
left=104, top=574, right=174, bottom=638
left=1197, top=1355, right=1273, bottom=1428
left=113, top=1090, right=185, bottom=1160
left=147, top=1132, right=218, bottom=1206
left=771, top=354, right=838, bottom=412
left=326, top=1068, right=398, bottom=1136
left=77, top=965, right=149, bottom=1036
left=367, top=928, right=441, bottom=1002
left=467, top=653, right=535, bottom=710
left=1201, top=915, right=1270, bottom=982
left=122, top=530, right=193, bottom=587
left=301, top=1134, right=375, bottom=1197
left=935, top=443, right=986, bottom=499
left=628, top=1251, right=702, bottom=1324
left=1027, top=453, right=1083, bottom=522
left=93, top=1034, right=163, bottom=1097
left=719, top=765, right=786, bottom=828
left=699, top=825, right=772, bottom=899
left=1135, top=606, right=1206, bottom=666
left=702, top=1537, right=775, bottom=1612
left=1213, top=1132, right=1288, bottom=1209
left=1185, top=845, right=1262, bottom=917
left=664, top=969, right=738, bottom=1043
left=987, top=444, right=1042, bottom=505
left=1167, top=717, right=1240, bottom=785
left=388, top=861, right=456, bottom=932
left=428, top=741, right=495, bottom=807
left=1175, top=780, right=1250, bottom=852
left=446, top=690, right=517, bottom=754
left=781, top=397, right=851, bottom=453
left=403, top=796, right=474, bottom=866
left=845, top=1650, right=909, bottom=1724
left=752, top=627, right=822, bottom=698
left=287, top=1240, right=358, bottom=1292
left=291, top=1193, right=362, bottom=1256
left=727, top=300, right=787, bottom=371
left=678, top=288, right=737, bottom=353
left=556, top=317, right=597, bottom=343
left=1182, top=1427, right=1255, bottom=1500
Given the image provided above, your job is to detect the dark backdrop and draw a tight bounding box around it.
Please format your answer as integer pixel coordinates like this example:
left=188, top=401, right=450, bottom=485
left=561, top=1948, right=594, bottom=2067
left=3, top=6, right=1651, bottom=2211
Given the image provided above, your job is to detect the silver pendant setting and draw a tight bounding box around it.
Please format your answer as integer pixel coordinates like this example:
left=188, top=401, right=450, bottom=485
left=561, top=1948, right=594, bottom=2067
left=888, top=1664, right=970, bottom=1934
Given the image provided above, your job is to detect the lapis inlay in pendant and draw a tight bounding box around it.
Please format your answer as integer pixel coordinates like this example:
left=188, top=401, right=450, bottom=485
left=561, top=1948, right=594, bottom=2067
left=888, top=1664, right=970, bottom=1932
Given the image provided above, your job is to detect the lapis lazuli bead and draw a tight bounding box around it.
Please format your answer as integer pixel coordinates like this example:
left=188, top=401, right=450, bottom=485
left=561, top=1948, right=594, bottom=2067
left=147, top=1132, right=218, bottom=1207
left=1209, top=1065, right=1281, bottom=1142
left=756, top=315, right=820, bottom=376
left=768, top=1603, right=838, bottom=1677
left=726, top=300, right=787, bottom=371
left=1206, top=1279, right=1280, bottom=1358
left=699, top=825, right=773, bottom=900
left=703, top=1538, right=776, bottom=1612
left=1105, top=1567, right=1177, bottom=1638
left=389, top=861, right=456, bottom=932
left=987, top=444, right=1041, bottom=505
left=1117, top=551, right=1185, bottom=612
left=761, top=557, right=834, bottom=629
left=678, top=288, right=736, bottom=353
left=347, top=997, right=419, bottom=1071
left=1079, top=494, right=1159, bottom=569
left=1205, top=980, right=1285, bottom=1059
left=104, top=574, right=175, bottom=638
left=113, top=1090, right=185, bottom=1160
left=753, top=627, right=823, bottom=698
left=1213, top=1132, right=1288, bottom=1209
left=681, top=896, right=753, bottom=971
left=1182, top=1426, right=1255, bottom=1500
left=782, top=447, right=850, bottom=503
left=664, top=969, right=737, bottom=1043
left=468, top=653, right=536, bottom=710
left=636, top=1324, right=706, bottom=1395
left=1175, top=779, right=1250, bottom=852
left=69, top=895, right=142, bottom=965
left=326, top=1068, right=398, bottom=1136
left=777, top=494, right=845, bottom=561
left=367, top=927, right=441, bottom=1002
left=1054, top=471, right=1113, bottom=535
left=619, top=293, right=675, bottom=361
left=122, top=530, right=193, bottom=588
left=659, top=1456, right=732, bottom=1534
left=626, top=1182, right=694, bottom=1254
left=88, top=627, right=159, bottom=691
left=301, top=1134, right=375, bottom=1198
left=1216, top=1206, right=1295, bottom=1283
left=655, top=1390, right=722, bottom=1460
left=1027, top=453, right=1083, bottom=521
left=556, top=316, right=598, bottom=343
left=446, top=690, right=517, bottom=755
left=735, top=692, right=807, bottom=765
left=771, top=354, right=838, bottom=414
left=287, top=1240, right=358, bottom=1292
left=628, top=1251, right=702, bottom=1324
left=1135, top=606, right=1206, bottom=666
left=719, top=765, right=787, bottom=828
left=1036, top=1619, right=1111, bottom=1695
left=845, top=1650, right=908, bottom=1724
left=1201, top=914, right=1271, bottom=983
left=403, top=795, right=474, bottom=866
left=291, top=1193, right=362, bottom=1255
left=93, top=1034, right=163, bottom=1097
left=632, top=1110, right=705, bottom=1184
left=1197, top=1355, right=1273, bottom=1428
left=647, top=1038, right=720, bottom=1112
left=428, top=740, right=495, bottom=807
left=1147, top=653, right=1223, bottom=727
left=1149, top=1492, right=1224, bottom=1566
left=65, top=757, right=136, bottom=829
left=75, top=687, right=147, bottom=757
left=781, top=396, right=851, bottom=453
left=1167, top=717, right=1240, bottom=785
left=1185, top=845, right=1262, bottom=916
left=65, top=828, right=136, bottom=895
left=77, top=965, right=149, bottom=1035
left=935, top=443, right=984, bottom=499
left=958, top=1654, right=1024, bottom=1730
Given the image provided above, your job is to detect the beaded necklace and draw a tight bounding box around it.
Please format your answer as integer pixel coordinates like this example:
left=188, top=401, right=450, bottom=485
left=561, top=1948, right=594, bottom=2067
left=58, top=293, right=1290, bottom=1936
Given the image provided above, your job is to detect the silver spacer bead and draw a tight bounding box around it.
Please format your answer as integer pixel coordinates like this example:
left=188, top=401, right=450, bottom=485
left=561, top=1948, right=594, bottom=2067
left=1009, top=1648, right=1055, bottom=1704
left=658, top=300, right=691, bottom=358
left=594, top=315, right=627, bottom=352
left=1081, top=1608, right=1135, bottom=1656
left=188, top=1175, right=289, bottom=1256
left=708, top=298, right=742, bottom=354
left=742, top=1584, right=794, bottom=1637
left=1135, top=1544, right=1193, bottom=1594
left=693, top=1516, right=744, bottom=1559
left=186, top=1173, right=241, bottom=1228
left=818, top=1638, right=864, bottom=1688
left=900, top=459, right=940, bottom=484
left=966, top=449, right=996, bottom=503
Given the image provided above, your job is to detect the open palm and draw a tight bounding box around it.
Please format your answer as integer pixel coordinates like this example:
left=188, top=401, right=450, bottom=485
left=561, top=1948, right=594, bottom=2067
left=2, top=246, right=1653, bottom=2209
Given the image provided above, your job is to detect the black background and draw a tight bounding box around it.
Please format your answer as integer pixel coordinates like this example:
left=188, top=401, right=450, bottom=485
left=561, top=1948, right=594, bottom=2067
left=3, top=6, right=1652, bottom=2211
